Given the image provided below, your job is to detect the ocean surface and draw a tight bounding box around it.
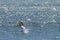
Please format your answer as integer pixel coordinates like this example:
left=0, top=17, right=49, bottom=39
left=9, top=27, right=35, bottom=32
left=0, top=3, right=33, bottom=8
left=0, top=0, right=60, bottom=40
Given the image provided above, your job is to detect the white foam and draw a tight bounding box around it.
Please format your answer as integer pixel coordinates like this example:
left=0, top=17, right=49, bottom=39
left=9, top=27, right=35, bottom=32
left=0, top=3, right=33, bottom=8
left=51, top=20, right=56, bottom=23
left=27, top=18, right=31, bottom=21
left=43, top=21, right=46, bottom=24
left=56, top=36, right=60, bottom=39
left=52, top=8, right=57, bottom=11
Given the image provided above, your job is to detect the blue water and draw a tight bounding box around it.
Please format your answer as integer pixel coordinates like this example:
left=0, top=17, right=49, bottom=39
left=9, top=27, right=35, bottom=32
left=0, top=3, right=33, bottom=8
left=0, top=0, right=60, bottom=40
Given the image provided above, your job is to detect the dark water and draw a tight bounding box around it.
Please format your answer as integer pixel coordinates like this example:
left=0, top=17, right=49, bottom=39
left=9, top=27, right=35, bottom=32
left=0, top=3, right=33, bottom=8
left=0, top=0, right=60, bottom=40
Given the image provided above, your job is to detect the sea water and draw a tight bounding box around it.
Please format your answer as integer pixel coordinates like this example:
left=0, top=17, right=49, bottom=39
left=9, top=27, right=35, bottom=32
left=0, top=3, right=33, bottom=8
left=0, top=0, right=60, bottom=40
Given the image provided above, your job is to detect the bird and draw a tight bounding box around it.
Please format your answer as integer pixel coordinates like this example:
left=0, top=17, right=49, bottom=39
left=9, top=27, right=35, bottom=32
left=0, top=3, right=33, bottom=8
left=18, top=21, right=29, bottom=34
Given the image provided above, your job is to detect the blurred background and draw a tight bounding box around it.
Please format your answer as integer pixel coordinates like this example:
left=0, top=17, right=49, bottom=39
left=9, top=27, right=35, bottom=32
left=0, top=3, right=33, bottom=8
left=0, top=0, right=60, bottom=40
